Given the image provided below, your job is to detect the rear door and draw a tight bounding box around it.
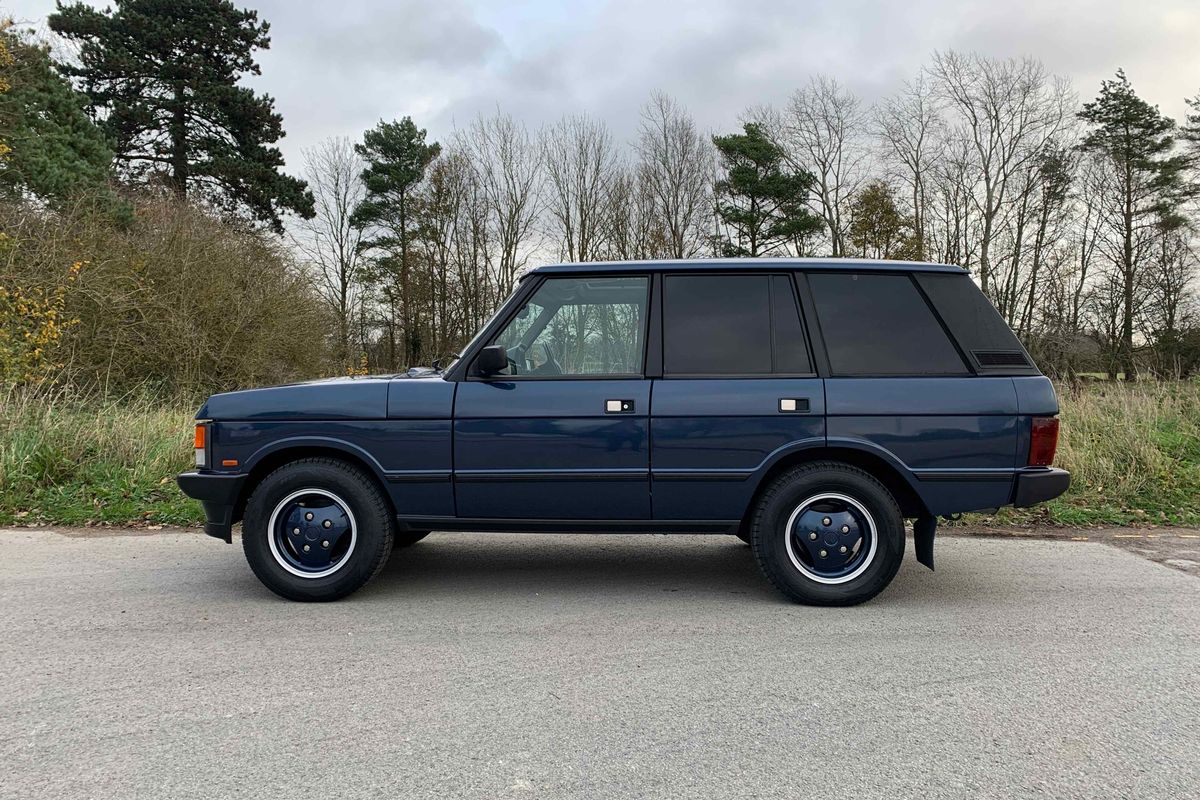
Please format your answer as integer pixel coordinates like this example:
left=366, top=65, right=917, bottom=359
left=453, top=274, right=652, bottom=520
left=650, top=273, right=825, bottom=522
left=805, top=270, right=1021, bottom=514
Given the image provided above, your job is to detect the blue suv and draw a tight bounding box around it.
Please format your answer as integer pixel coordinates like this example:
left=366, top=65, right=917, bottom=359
left=178, top=259, right=1069, bottom=605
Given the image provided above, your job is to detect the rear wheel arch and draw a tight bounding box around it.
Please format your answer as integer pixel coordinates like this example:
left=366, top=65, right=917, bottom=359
left=742, top=445, right=928, bottom=531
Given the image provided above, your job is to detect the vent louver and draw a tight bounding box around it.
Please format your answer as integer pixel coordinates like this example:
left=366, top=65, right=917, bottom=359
left=972, top=350, right=1030, bottom=367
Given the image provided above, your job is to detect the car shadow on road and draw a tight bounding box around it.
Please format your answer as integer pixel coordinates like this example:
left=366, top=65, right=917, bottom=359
left=310, top=532, right=997, bottom=608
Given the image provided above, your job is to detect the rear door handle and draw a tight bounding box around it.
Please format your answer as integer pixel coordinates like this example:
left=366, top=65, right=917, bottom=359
left=605, top=399, right=635, bottom=413
left=779, top=398, right=810, bottom=413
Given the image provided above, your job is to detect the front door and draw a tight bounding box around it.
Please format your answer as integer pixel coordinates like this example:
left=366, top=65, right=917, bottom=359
left=453, top=275, right=652, bottom=520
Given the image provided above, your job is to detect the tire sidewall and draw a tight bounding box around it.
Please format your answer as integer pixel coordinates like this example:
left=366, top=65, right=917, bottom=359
left=242, top=461, right=392, bottom=601
left=753, top=466, right=904, bottom=605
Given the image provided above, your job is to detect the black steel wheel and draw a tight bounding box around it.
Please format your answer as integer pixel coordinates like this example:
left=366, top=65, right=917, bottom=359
left=242, top=458, right=394, bottom=601
left=750, top=462, right=904, bottom=606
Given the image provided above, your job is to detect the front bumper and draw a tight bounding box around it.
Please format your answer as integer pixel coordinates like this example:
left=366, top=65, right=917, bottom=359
left=177, top=471, right=247, bottom=542
left=1011, top=467, right=1071, bottom=508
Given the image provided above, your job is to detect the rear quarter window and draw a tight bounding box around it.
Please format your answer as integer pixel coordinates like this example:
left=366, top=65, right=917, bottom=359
left=808, top=272, right=967, bottom=376
left=914, top=272, right=1038, bottom=374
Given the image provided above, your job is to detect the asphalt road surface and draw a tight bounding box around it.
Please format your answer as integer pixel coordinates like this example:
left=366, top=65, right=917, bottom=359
left=2, top=528, right=1198, bottom=800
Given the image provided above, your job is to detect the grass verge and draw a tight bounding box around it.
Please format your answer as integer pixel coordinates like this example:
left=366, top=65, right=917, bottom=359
left=2, top=381, right=1199, bottom=528
left=0, top=388, right=199, bottom=526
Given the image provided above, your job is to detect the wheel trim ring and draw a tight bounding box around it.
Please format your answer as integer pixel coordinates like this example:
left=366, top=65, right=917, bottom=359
left=267, top=488, right=358, bottom=579
left=784, top=492, right=878, bottom=585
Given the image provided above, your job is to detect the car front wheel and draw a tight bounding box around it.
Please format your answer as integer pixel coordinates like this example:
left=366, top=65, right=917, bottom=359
left=242, top=458, right=395, bottom=601
left=750, top=462, right=904, bottom=606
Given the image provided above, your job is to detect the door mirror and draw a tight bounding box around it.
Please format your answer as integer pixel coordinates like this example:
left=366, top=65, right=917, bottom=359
left=475, top=345, right=508, bottom=376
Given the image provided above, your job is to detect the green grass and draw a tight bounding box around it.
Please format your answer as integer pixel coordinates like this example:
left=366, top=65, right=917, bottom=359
left=970, top=379, right=1200, bottom=527
left=0, top=388, right=201, bottom=526
left=3, top=380, right=1199, bottom=529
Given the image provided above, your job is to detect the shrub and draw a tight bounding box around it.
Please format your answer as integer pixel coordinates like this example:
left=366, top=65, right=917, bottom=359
left=1, top=195, right=333, bottom=396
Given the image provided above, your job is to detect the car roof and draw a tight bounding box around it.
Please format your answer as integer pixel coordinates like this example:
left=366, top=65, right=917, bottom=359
left=530, top=258, right=968, bottom=276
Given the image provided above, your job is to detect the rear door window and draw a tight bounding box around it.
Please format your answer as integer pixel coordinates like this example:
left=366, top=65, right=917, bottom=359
left=663, top=275, right=773, bottom=375
left=807, top=272, right=967, bottom=376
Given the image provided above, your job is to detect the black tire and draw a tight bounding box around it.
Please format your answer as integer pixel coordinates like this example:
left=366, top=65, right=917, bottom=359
left=242, top=458, right=394, bottom=601
left=749, top=462, right=904, bottom=606
left=393, top=530, right=430, bottom=549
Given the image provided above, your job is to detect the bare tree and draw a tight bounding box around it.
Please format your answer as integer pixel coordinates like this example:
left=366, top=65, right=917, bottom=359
left=541, top=113, right=619, bottom=262
left=458, top=110, right=544, bottom=298
left=777, top=75, right=870, bottom=257
left=598, top=162, right=666, bottom=260
left=293, top=137, right=366, bottom=367
left=877, top=76, right=943, bottom=260
left=636, top=92, right=712, bottom=259
left=928, top=51, right=1072, bottom=296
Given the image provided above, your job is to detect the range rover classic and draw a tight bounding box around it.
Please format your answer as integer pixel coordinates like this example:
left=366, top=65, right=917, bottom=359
left=178, top=259, right=1070, bottom=605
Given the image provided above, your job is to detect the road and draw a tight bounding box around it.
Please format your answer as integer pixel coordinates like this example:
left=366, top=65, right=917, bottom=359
left=1, top=528, right=1198, bottom=800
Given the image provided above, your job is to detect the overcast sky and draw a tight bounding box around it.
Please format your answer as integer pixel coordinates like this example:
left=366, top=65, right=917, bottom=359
left=5, top=0, right=1199, bottom=175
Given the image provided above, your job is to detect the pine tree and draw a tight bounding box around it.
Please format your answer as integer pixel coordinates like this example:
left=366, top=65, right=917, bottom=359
left=49, top=0, right=313, bottom=231
left=711, top=123, right=822, bottom=257
left=1077, top=70, right=1192, bottom=379
left=351, top=118, right=441, bottom=368
left=0, top=25, right=116, bottom=208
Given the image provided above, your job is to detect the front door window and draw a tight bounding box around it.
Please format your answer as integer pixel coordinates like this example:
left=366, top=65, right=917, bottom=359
left=491, top=276, right=649, bottom=377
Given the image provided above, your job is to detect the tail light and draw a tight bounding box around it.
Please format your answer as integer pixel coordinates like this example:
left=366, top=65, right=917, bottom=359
left=194, top=423, right=208, bottom=468
left=1028, top=417, right=1059, bottom=467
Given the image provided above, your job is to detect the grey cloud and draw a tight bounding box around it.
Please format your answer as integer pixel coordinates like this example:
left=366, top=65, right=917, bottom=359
left=3, top=0, right=1198, bottom=171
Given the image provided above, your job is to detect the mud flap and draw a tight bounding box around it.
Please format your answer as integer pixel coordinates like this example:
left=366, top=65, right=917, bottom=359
left=914, top=515, right=937, bottom=571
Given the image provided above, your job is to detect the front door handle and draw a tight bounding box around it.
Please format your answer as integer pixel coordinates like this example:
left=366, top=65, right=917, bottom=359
left=605, top=399, right=635, bottom=413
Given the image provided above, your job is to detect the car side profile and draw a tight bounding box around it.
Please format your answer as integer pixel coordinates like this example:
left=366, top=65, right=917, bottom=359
left=178, top=259, right=1070, bottom=605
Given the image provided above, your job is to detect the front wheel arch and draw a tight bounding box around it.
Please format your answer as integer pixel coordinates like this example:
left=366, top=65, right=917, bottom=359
left=234, top=446, right=396, bottom=527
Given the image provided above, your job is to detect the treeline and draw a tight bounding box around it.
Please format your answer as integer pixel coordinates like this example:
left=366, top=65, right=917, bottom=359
left=2, top=1, right=1200, bottom=398
left=318, top=61, right=1200, bottom=380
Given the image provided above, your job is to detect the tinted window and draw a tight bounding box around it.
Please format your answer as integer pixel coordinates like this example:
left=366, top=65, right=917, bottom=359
left=772, top=275, right=812, bottom=374
left=914, top=272, right=1037, bottom=374
left=491, top=276, right=648, bottom=376
left=808, top=272, right=966, bottom=376
left=664, top=275, right=771, bottom=374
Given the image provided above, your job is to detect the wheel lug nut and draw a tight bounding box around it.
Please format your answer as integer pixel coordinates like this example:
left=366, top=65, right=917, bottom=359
left=822, top=517, right=831, bottom=526
left=305, top=512, right=314, bottom=521
left=322, top=540, right=329, bottom=548
left=303, top=544, right=310, bottom=552
left=841, top=525, right=850, bottom=533
left=819, top=549, right=827, bottom=558
left=292, top=527, right=300, bottom=535
left=839, top=545, right=847, bottom=553
left=322, top=520, right=332, bottom=528
left=809, top=532, right=817, bottom=540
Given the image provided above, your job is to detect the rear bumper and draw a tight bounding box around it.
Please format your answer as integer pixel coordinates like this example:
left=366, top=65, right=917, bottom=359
left=177, top=471, right=247, bottom=543
left=1011, top=467, right=1071, bottom=508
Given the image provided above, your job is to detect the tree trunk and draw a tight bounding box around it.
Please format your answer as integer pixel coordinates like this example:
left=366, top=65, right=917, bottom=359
left=169, top=82, right=188, bottom=198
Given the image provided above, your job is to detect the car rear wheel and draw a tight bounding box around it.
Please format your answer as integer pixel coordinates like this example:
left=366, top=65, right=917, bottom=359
left=750, top=462, right=904, bottom=606
left=242, top=458, right=394, bottom=601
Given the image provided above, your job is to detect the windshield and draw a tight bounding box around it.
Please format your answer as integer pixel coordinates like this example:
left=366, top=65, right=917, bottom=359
left=441, top=283, right=528, bottom=373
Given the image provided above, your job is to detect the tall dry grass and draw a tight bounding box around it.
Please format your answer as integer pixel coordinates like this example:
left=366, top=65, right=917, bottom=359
left=2, top=380, right=1198, bottom=527
left=1034, top=379, right=1200, bottom=525
left=0, top=385, right=197, bottom=525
